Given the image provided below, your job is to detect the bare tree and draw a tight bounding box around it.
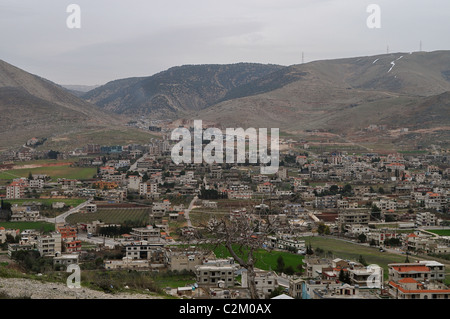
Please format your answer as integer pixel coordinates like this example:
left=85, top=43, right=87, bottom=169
left=204, top=209, right=276, bottom=299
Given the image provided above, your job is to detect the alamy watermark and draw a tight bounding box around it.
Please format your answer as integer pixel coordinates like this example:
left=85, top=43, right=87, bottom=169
left=366, top=264, right=382, bottom=288
left=66, top=4, right=81, bottom=29
left=66, top=264, right=81, bottom=288
left=170, top=120, right=280, bottom=174
left=366, top=4, right=381, bottom=29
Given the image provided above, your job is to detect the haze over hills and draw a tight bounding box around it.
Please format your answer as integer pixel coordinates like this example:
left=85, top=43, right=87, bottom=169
left=82, top=63, right=285, bottom=119
left=0, top=59, right=126, bottom=150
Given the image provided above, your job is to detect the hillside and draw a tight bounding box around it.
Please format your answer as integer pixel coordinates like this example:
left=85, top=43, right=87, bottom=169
left=195, top=51, right=450, bottom=136
left=0, top=60, right=126, bottom=150
left=82, top=63, right=286, bottom=119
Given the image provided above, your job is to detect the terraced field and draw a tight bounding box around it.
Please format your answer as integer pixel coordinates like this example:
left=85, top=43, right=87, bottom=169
left=66, top=208, right=151, bottom=225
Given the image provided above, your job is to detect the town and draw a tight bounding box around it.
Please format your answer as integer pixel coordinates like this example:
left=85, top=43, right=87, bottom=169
left=0, top=125, right=449, bottom=300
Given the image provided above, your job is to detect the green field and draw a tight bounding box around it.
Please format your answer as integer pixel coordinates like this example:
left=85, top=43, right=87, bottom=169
left=427, top=229, right=450, bottom=236
left=65, top=208, right=151, bottom=225
left=0, top=221, right=55, bottom=232
left=2, top=198, right=86, bottom=207
left=39, top=128, right=160, bottom=152
left=213, top=244, right=304, bottom=272
left=303, top=236, right=431, bottom=279
left=0, top=165, right=96, bottom=182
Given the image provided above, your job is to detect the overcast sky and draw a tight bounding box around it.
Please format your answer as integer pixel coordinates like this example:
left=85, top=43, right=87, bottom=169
left=1, top=0, right=450, bottom=85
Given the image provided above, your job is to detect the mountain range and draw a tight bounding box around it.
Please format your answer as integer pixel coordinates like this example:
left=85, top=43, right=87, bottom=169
left=1, top=50, right=449, bottom=151
left=82, top=63, right=285, bottom=119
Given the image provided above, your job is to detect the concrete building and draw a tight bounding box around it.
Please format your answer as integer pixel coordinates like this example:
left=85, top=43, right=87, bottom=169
left=130, top=226, right=161, bottom=242
left=416, top=212, right=438, bottom=227
left=53, top=253, right=79, bottom=269
left=37, top=232, right=62, bottom=257
left=338, top=210, right=370, bottom=227
left=196, top=258, right=238, bottom=288
left=389, top=278, right=450, bottom=299
left=241, top=269, right=278, bottom=299
left=388, top=261, right=446, bottom=283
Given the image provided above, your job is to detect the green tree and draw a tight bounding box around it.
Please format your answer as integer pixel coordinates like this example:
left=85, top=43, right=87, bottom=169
left=276, top=255, right=285, bottom=273
left=358, top=255, right=368, bottom=266
left=317, top=223, right=330, bottom=235
left=284, top=265, right=295, bottom=275
left=358, top=233, right=367, bottom=243
left=339, top=269, right=345, bottom=282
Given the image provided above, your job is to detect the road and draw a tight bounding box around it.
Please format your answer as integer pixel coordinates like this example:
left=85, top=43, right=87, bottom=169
left=77, top=232, right=120, bottom=248
left=43, top=199, right=92, bottom=224
left=129, top=152, right=149, bottom=171
left=184, top=195, right=198, bottom=228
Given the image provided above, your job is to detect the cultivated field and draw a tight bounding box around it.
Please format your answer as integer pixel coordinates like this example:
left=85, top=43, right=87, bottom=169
left=0, top=160, right=96, bottom=182
left=213, top=244, right=304, bottom=271
left=0, top=221, right=55, bottom=232
left=65, top=208, right=151, bottom=225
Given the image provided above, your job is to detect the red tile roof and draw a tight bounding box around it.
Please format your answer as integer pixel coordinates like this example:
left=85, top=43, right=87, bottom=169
left=392, top=265, right=430, bottom=273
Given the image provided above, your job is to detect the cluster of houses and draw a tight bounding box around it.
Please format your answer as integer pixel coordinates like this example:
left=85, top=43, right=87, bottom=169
left=290, top=256, right=450, bottom=299
left=0, top=133, right=449, bottom=299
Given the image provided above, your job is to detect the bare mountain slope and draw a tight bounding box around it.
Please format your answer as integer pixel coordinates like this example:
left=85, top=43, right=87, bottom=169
left=0, top=59, right=123, bottom=150
left=195, top=51, right=450, bottom=134
left=82, top=63, right=286, bottom=119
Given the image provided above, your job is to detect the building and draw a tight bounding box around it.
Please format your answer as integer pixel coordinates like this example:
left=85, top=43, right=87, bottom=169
left=124, top=242, right=167, bottom=265
left=0, top=227, right=19, bottom=244
left=389, top=278, right=450, bottom=299
left=139, top=181, right=159, bottom=197
left=196, top=258, right=238, bottom=288
left=130, top=226, right=161, bottom=242
left=304, top=257, right=332, bottom=279
left=6, top=180, right=27, bottom=199
left=8, top=243, right=35, bottom=257
left=10, top=205, right=40, bottom=222
left=338, top=210, right=370, bottom=228
left=53, top=253, right=79, bottom=269
left=388, top=261, right=446, bottom=283
left=127, top=175, right=142, bottom=191
left=313, top=283, right=365, bottom=299
left=168, top=249, right=214, bottom=272
left=37, top=232, right=62, bottom=257
left=416, top=212, right=438, bottom=227
left=57, top=226, right=81, bottom=253
left=241, top=269, right=278, bottom=299
left=366, top=229, right=400, bottom=246
left=104, top=257, right=151, bottom=270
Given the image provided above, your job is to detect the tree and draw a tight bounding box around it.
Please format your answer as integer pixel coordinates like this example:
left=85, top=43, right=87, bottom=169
left=317, top=223, right=330, bottom=235
left=284, top=265, right=295, bottom=275
left=276, top=255, right=285, bottom=273
left=358, top=255, right=368, bottom=267
left=296, top=263, right=304, bottom=275
left=306, top=243, right=314, bottom=255
left=342, top=184, right=352, bottom=195
left=339, top=269, right=346, bottom=282
left=47, top=150, right=60, bottom=159
left=358, top=233, right=367, bottom=243
left=204, top=213, right=276, bottom=299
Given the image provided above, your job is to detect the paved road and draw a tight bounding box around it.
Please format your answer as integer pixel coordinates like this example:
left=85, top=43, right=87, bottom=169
left=184, top=195, right=198, bottom=228
left=43, top=199, right=92, bottom=224
left=77, top=232, right=120, bottom=248
left=129, top=152, right=149, bottom=171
